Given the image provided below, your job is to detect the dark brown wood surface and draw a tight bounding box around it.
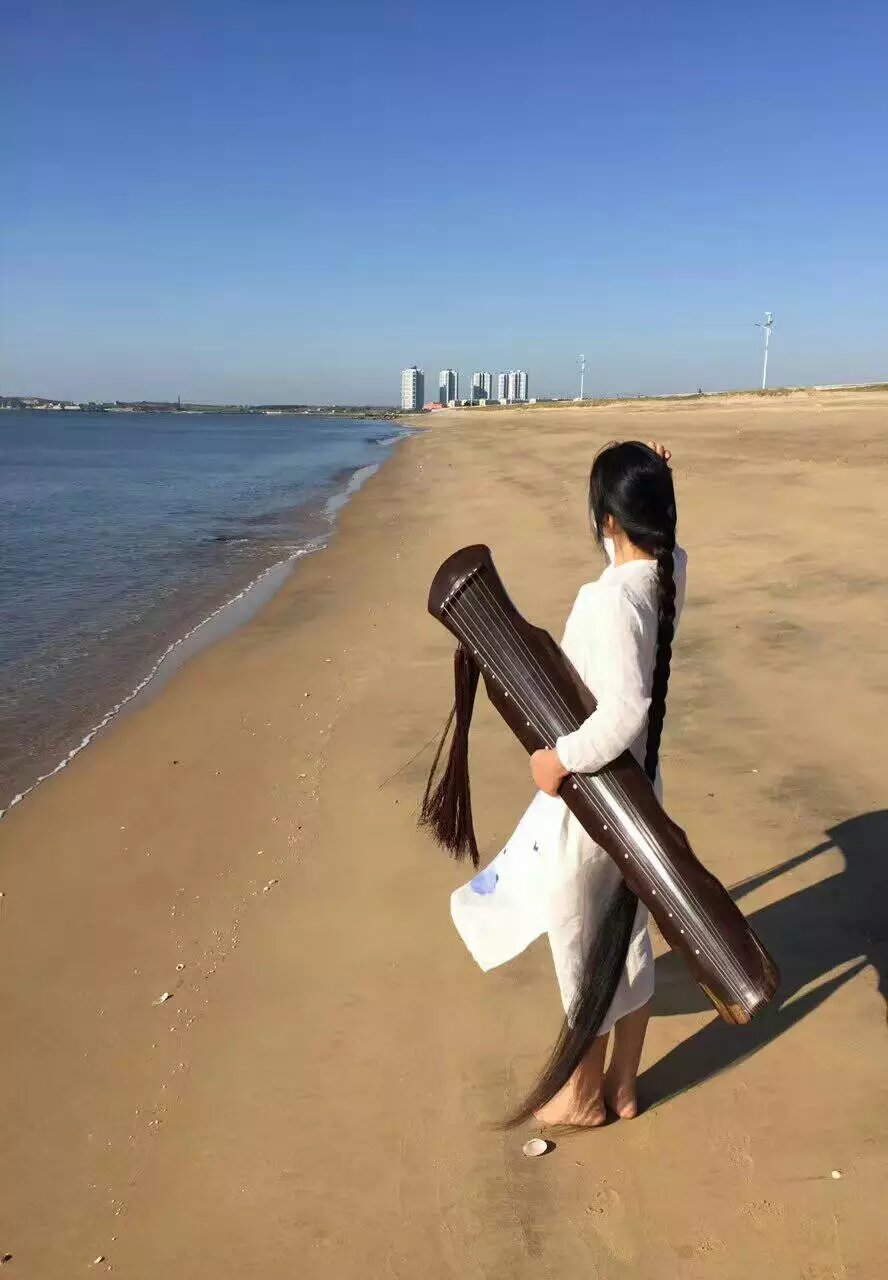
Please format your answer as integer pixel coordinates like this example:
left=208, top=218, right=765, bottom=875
left=429, top=544, right=779, bottom=1024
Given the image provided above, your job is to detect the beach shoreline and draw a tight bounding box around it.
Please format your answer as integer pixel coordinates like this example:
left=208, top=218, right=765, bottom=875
left=0, top=427, right=412, bottom=817
left=1, top=391, right=887, bottom=1278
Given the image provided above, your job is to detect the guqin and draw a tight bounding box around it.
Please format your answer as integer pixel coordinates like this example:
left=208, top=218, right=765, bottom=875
left=428, top=544, right=779, bottom=1025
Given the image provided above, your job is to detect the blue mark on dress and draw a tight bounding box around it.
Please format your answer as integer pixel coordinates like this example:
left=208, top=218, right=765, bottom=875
left=470, top=868, right=499, bottom=895
left=532, top=842, right=539, bottom=853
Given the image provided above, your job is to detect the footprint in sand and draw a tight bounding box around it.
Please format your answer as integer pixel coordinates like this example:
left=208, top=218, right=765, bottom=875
left=673, top=1231, right=726, bottom=1262
left=742, top=1198, right=786, bottom=1231
left=710, top=1125, right=755, bottom=1173
left=728, top=1133, right=755, bottom=1172
left=694, top=1231, right=726, bottom=1258
left=584, top=1185, right=637, bottom=1265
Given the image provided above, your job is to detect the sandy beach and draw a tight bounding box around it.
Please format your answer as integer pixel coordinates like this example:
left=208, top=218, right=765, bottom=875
left=1, top=389, right=887, bottom=1278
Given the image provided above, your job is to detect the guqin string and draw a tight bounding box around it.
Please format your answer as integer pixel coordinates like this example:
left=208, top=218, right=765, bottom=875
left=444, top=576, right=752, bottom=1001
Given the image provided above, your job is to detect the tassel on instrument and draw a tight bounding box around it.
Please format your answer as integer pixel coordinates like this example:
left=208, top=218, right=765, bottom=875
left=419, top=644, right=481, bottom=866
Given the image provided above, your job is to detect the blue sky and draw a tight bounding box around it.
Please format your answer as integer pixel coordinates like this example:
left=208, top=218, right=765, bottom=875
left=3, top=0, right=887, bottom=403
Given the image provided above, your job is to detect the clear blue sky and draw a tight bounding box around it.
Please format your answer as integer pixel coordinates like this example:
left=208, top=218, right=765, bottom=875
left=3, top=0, right=887, bottom=403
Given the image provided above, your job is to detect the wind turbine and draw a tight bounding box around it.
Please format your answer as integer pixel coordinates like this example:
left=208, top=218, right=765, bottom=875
left=578, top=353, right=586, bottom=401
left=756, top=312, right=774, bottom=390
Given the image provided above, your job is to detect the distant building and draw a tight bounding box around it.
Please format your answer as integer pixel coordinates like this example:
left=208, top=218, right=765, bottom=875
left=471, top=371, right=493, bottom=401
left=506, top=370, right=529, bottom=402
left=401, top=366, right=425, bottom=411
left=494, top=371, right=528, bottom=402
left=438, top=369, right=458, bottom=405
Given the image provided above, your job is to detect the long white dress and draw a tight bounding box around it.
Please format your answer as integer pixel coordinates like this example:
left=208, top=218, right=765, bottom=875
left=450, top=543, right=687, bottom=1034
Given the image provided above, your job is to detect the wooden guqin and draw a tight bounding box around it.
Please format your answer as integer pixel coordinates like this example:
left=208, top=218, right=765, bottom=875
left=428, top=544, right=779, bottom=1025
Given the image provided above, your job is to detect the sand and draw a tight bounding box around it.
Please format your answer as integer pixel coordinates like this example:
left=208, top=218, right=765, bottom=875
left=1, top=389, right=887, bottom=1278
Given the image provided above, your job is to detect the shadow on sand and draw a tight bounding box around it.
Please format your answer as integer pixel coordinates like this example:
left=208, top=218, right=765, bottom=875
left=640, top=810, right=888, bottom=1108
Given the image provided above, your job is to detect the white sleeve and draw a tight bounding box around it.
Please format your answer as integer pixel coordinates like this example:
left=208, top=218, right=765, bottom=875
left=554, top=588, right=651, bottom=774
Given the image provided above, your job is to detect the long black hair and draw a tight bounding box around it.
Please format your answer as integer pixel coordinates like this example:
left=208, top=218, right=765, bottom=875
left=505, top=441, right=677, bottom=1126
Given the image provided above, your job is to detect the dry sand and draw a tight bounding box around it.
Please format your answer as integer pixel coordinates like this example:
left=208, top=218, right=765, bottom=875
left=1, top=389, right=887, bottom=1278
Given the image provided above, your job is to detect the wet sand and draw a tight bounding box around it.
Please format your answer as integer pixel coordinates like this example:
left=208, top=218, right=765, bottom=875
left=1, top=389, right=887, bottom=1277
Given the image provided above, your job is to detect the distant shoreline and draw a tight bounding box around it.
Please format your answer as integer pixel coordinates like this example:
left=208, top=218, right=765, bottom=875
left=4, top=378, right=885, bottom=429
left=0, top=402, right=405, bottom=419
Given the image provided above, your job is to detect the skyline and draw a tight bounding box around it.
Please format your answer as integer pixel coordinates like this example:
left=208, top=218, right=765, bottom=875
left=432, top=366, right=529, bottom=405
left=14, top=368, right=888, bottom=415
left=3, top=1, right=888, bottom=403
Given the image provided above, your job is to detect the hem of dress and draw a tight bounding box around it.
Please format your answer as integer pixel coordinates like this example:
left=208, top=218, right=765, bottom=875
left=595, top=983, right=655, bottom=1036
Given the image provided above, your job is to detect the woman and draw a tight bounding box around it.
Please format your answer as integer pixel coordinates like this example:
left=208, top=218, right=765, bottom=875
left=446, top=440, right=686, bottom=1127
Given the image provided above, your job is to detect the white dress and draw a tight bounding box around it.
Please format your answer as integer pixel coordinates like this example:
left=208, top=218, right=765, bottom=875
left=450, top=543, right=688, bottom=1033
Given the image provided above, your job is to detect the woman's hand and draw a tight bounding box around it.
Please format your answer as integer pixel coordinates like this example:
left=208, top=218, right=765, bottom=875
left=647, top=441, right=672, bottom=464
left=530, top=748, right=569, bottom=796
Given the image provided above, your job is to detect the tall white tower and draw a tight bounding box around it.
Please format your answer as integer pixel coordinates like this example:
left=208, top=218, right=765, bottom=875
left=506, top=370, right=528, bottom=402
left=438, top=369, right=458, bottom=404
left=756, top=313, right=774, bottom=390
left=471, top=371, right=493, bottom=401
left=401, top=366, right=424, bottom=410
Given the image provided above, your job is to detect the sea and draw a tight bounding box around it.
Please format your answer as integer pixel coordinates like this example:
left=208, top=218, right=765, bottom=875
left=0, top=409, right=411, bottom=813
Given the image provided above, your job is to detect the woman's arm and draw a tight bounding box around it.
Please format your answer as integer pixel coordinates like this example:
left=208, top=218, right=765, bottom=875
left=530, top=587, right=651, bottom=795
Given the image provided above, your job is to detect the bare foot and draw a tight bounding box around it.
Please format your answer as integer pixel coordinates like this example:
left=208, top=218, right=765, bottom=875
left=534, top=1090, right=607, bottom=1128
left=533, top=1032, right=610, bottom=1127
left=603, top=1071, right=639, bottom=1120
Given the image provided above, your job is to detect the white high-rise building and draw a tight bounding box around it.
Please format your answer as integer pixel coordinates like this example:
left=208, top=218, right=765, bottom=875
left=497, top=370, right=529, bottom=402
left=506, top=370, right=529, bottom=402
left=439, top=369, right=458, bottom=405
left=471, top=371, right=493, bottom=401
left=401, top=366, right=424, bottom=410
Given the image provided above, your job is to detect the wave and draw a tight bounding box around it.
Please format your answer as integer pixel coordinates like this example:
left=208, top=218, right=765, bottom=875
left=0, top=546, right=324, bottom=820
left=0, top=447, right=397, bottom=821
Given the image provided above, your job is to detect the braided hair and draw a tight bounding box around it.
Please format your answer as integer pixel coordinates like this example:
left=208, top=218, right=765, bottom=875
left=506, top=441, right=677, bottom=1127
left=590, top=441, right=677, bottom=782
left=645, top=545, right=677, bottom=780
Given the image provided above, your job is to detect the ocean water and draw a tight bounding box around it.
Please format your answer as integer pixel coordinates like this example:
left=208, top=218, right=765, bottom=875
left=0, top=410, right=409, bottom=812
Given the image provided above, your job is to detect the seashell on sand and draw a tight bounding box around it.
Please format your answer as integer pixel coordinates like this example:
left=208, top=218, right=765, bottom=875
left=522, top=1137, right=551, bottom=1158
